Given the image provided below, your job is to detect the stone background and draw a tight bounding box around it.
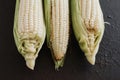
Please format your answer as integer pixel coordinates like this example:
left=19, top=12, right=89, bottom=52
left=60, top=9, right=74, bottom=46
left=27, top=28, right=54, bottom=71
left=0, top=0, right=120, bottom=80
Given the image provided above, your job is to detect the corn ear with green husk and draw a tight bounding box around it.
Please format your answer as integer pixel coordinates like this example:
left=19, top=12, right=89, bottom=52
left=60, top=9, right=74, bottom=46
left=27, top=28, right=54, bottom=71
left=13, top=0, right=46, bottom=70
left=71, top=0, right=105, bottom=65
left=44, top=0, right=69, bottom=69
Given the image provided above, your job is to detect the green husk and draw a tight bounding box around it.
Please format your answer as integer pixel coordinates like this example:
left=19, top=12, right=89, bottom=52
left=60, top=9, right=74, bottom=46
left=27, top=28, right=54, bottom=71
left=71, top=0, right=105, bottom=65
left=44, top=0, right=67, bottom=70
left=13, top=0, right=46, bottom=70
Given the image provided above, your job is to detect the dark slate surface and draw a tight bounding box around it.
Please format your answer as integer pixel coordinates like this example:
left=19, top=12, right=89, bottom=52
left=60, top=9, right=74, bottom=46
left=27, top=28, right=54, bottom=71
left=0, top=0, right=120, bottom=80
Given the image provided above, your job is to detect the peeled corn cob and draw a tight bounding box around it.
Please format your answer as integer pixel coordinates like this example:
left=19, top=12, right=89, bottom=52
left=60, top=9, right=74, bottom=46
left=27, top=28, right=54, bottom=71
left=13, top=0, right=46, bottom=70
left=44, top=0, right=69, bottom=69
left=71, top=0, right=105, bottom=65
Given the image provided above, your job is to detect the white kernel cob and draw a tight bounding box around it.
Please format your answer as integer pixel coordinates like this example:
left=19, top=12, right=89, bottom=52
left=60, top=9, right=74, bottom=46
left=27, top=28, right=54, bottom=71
left=71, top=0, right=105, bottom=65
left=13, top=0, right=46, bottom=70
left=44, top=0, right=69, bottom=69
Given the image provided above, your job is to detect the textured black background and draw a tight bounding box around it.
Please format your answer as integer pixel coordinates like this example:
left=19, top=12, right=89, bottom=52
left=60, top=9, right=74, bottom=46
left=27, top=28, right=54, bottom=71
left=0, top=0, right=120, bottom=80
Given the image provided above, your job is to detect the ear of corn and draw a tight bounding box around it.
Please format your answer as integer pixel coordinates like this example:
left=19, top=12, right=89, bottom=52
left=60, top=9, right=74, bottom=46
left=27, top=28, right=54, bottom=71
left=13, top=0, right=46, bottom=70
left=71, top=0, right=105, bottom=65
left=44, top=0, right=69, bottom=69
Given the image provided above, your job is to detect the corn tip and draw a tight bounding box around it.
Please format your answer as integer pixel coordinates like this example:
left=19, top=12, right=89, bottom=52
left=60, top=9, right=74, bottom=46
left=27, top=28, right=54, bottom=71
left=26, top=59, right=35, bottom=70
left=86, top=54, right=96, bottom=65
left=55, top=57, right=65, bottom=70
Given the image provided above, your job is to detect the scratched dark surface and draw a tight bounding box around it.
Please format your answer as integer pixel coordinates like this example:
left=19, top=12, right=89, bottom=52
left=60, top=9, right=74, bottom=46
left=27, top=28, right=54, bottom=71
left=0, top=0, right=120, bottom=80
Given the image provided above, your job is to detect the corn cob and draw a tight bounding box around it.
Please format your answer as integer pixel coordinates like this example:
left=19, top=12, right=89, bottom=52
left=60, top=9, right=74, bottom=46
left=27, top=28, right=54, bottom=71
left=44, top=0, right=69, bottom=69
left=71, top=0, right=105, bottom=65
left=13, top=0, right=46, bottom=70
